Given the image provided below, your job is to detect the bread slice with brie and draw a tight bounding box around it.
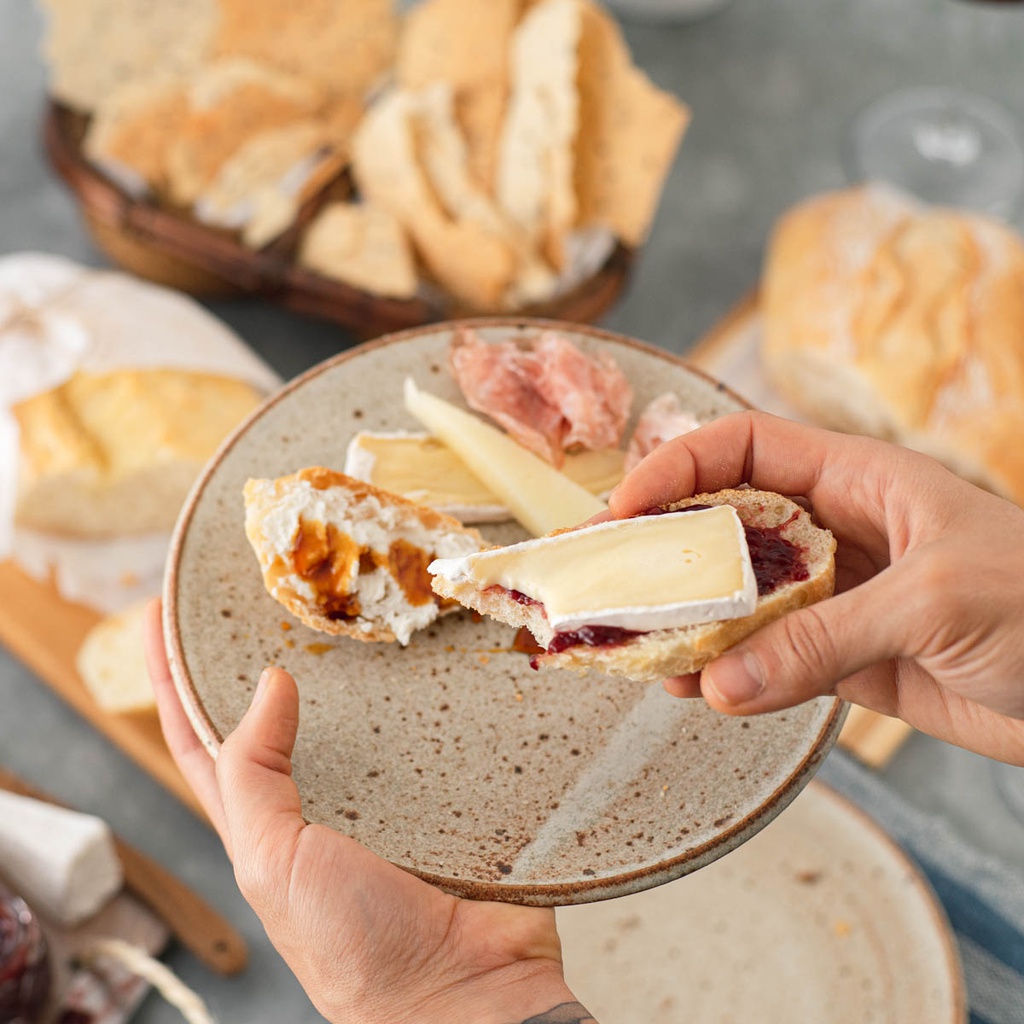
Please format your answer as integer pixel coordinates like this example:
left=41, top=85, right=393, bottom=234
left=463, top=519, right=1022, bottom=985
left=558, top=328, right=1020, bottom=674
left=430, top=489, right=836, bottom=684
left=244, top=468, right=484, bottom=645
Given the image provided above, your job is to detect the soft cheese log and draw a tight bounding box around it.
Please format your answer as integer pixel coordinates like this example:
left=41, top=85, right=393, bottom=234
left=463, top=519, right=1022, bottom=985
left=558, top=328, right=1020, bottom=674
left=431, top=489, right=836, bottom=685
left=0, top=790, right=123, bottom=926
left=403, top=378, right=605, bottom=535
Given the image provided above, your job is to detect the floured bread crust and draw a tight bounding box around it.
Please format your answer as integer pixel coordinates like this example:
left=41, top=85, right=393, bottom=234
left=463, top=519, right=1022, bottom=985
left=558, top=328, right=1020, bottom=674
left=244, top=467, right=483, bottom=645
left=431, top=489, right=836, bottom=684
left=761, top=184, right=1024, bottom=506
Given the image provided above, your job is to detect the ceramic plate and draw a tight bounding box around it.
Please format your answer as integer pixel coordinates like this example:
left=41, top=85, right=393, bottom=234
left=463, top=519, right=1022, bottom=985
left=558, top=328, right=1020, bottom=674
left=557, top=780, right=966, bottom=1022
left=164, top=319, right=846, bottom=906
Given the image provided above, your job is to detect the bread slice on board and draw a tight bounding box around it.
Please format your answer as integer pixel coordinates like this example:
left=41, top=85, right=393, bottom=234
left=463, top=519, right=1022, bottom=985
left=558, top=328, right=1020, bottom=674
left=431, top=488, right=836, bottom=684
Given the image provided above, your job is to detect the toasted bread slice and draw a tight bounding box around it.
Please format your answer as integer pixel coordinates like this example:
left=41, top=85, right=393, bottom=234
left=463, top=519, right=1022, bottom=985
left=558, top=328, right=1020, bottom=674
left=244, top=467, right=483, bottom=645
left=430, top=488, right=836, bottom=683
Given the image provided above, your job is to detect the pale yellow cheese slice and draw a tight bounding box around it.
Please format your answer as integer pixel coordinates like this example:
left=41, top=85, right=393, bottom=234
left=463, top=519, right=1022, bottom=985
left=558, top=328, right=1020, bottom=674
left=345, top=430, right=625, bottom=522
left=403, top=378, right=605, bottom=536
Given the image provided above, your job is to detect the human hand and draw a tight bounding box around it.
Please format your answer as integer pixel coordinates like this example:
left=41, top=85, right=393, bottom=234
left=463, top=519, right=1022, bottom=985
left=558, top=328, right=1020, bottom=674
left=143, top=601, right=595, bottom=1024
left=610, top=411, right=1024, bottom=765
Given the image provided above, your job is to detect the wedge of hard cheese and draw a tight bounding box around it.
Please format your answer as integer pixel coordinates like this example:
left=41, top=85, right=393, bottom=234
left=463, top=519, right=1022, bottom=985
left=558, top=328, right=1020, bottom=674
left=431, top=489, right=836, bottom=684
left=0, top=789, right=123, bottom=927
left=344, top=430, right=625, bottom=523
left=404, top=378, right=606, bottom=535
left=244, top=468, right=483, bottom=645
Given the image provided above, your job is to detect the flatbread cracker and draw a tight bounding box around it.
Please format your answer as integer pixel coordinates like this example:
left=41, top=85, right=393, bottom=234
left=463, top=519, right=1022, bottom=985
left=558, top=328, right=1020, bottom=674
left=298, top=202, right=418, bottom=299
left=496, top=0, right=581, bottom=270
left=575, top=1, right=691, bottom=247
left=40, top=0, right=214, bottom=112
left=353, top=90, right=515, bottom=310
left=396, top=0, right=520, bottom=195
left=214, top=0, right=398, bottom=99
left=166, top=59, right=324, bottom=206
left=83, top=76, right=188, bottom=197
left=194, top=120, right=346, bottom=248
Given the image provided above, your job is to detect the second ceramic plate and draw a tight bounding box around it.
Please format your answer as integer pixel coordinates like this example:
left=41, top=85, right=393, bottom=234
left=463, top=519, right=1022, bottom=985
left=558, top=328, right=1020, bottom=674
left=165, top=319, right=845, bottom=906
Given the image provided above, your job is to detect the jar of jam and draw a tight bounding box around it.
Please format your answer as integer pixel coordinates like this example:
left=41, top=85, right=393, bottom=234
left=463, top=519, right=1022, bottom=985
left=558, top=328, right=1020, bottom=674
left=0, top=884, right=51, bottom=1024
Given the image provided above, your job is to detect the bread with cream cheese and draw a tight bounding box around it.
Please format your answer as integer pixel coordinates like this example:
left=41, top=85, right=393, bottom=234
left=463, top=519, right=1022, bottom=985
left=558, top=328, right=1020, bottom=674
left=761, top=184, right=1024, bottom=506
left=430, top=489, right=836, bottom=684
left=243, top=467, right=484, bottom=645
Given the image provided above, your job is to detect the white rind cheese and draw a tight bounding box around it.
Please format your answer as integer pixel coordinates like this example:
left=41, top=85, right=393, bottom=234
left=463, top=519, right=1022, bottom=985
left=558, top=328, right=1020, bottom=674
left=0, top=789, right=123, bottom=926
left=403, top=378, right=605, bottom=536
left=430, top=506, right=758, bottom=632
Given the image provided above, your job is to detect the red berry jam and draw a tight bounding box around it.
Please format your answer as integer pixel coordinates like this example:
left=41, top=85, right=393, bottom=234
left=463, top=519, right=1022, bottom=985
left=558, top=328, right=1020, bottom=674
left=0, top=885, right=51, bottom=1024
left=531, top=625, right=643, bottom=667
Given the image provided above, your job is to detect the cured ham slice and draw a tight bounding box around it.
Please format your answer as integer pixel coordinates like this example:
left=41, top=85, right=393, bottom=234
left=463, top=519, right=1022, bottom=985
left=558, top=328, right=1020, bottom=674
left=624, top=392, right=701, bottom=472
left=449, top=327, right=632, bottom=466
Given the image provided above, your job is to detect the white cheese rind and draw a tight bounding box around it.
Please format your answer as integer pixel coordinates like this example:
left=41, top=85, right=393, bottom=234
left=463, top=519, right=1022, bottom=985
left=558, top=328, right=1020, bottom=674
left=403, top=378, right=605, bottom=536
left=430, top=506, right=758, bottom=632
left=0, top=790, right=123, bottom=926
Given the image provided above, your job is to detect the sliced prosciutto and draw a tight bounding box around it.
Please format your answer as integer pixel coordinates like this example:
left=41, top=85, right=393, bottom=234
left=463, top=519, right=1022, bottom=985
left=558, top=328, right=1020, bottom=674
left=624, top=392, right=702, bottom=472
left=449, top=327, right=632, bottom=467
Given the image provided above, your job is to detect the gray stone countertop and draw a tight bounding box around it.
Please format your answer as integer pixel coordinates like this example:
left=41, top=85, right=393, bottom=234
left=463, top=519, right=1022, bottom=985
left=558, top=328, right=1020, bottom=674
left=2, top=1, right=1024, bottom=1021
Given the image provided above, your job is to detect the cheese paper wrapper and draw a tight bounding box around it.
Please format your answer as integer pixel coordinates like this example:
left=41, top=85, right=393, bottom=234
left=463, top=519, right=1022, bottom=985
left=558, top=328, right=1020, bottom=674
left=0, top=252, right=281, bottom=611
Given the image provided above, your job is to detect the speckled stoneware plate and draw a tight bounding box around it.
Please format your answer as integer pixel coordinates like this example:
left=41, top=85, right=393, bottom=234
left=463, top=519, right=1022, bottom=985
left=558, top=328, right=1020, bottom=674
left=164, top=318, right=846, bottom=907
left=557, top=780, right=966, bottom=1022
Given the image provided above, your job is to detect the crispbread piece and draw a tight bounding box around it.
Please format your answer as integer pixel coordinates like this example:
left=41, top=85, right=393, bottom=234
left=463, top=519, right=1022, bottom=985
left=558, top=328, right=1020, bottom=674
left=83, top=76, right=189, bottom=197
left=40, top=0, right=215, bottom=112
left=213, top=0, right=398, bottom=99
left=496, top=0, right=581, bottom=269
left=352, top=88, right=516, bottom=309
left=243, top=468, right=484, bottom=645
left=193, top=119, right=346, bottom=248
left=298, top=202, right=419, bottom=299
left=431, top=489, right=836, bottom=684
left=166, top=59, right=324, bottom=206
left=574, top=1, right=691, bottom=248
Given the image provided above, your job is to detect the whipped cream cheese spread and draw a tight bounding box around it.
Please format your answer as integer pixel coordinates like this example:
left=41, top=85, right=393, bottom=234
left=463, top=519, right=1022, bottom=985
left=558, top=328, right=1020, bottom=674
left=404, top=378, right=606, bottom=536
left=344, top=429, right=625, bottom=523
left=430, top=505, right=758, bottom=632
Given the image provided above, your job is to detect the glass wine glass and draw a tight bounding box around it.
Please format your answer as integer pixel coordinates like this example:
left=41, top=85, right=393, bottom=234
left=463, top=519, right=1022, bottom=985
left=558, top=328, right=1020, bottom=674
left=845, top=4, right=1024, bottom=218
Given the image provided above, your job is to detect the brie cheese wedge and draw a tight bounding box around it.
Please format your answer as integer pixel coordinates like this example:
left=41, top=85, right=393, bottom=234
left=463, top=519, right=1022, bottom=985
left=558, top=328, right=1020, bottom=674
left=430, top=505, right=758, bottom=633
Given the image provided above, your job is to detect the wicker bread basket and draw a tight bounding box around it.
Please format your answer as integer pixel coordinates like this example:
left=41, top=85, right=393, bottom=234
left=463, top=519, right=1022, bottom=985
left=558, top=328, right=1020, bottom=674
left=43, top=101, right=635, bottom=339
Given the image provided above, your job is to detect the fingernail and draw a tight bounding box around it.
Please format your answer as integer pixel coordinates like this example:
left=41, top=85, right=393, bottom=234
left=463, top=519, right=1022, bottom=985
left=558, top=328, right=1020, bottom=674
left=252, top=668, right=274, bottom=707
left=705, top=650, right=765, bottom=705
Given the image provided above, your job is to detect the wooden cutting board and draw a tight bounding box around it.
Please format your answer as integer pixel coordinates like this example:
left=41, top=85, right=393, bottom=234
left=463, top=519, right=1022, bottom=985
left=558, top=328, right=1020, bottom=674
left=0, top=294, right=913, bottom=818
left=0, top=560, right=203, bottom=818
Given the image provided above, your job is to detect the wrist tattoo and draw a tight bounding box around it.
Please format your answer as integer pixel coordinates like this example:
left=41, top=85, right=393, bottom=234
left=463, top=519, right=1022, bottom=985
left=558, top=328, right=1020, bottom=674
left=520, top=1003, right=597, bottom=1024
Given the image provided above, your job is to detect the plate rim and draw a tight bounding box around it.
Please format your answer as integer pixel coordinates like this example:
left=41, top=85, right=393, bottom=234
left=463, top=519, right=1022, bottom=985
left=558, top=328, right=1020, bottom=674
left=163, top=315, right=847, bottom=905
left=803, top=780, right=967, bottom=1023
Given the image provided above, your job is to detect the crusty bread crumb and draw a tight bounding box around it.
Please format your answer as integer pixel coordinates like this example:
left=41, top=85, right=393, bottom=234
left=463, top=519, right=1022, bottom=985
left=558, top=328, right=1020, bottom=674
left=430, top=489, right=836, bottom=683
left=244, top=467, right=483, bottom=645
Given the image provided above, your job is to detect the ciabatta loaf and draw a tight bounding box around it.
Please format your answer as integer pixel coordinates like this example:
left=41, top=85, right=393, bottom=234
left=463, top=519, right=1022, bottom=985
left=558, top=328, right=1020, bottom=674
left=14, top=368, right=262, bottom=537
left=430, top=489, right=835, bottom=684
left=244, top=468, right=483, bottom=645
left=761, top=184, right=1024, bottom=506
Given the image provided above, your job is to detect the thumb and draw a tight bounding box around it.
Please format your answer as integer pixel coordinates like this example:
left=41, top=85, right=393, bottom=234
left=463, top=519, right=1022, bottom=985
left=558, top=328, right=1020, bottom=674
left=217, top=667, right=306, bottom=908
left=700, top=571, right=906, bottom=715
